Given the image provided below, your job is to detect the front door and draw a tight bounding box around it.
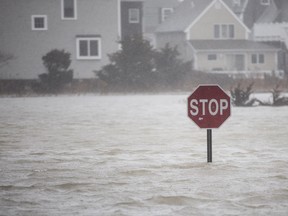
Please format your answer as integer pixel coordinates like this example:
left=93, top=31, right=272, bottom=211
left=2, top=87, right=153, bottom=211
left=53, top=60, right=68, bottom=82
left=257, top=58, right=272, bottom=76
left=234, top=54, right=245, bottom=71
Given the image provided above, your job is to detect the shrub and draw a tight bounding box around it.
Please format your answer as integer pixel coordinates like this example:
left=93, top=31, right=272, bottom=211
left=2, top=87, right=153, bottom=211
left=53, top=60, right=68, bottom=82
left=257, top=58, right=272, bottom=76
left=230, top=82, right=254, bottom=106
left=96, top=36, right=192, bottom=92
left=39, top=49, right=73, bottom=93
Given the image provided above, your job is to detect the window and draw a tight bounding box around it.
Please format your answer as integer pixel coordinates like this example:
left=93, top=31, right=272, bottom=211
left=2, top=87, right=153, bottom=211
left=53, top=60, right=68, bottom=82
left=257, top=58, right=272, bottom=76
left=229, top=25, right=235, bottom=38
left=161, top=8, right=173, bottom=22
left=76, top=37, right=101, bottom=60
left=31, top=15, right=47, bottom=30
left=251, top=54, right=265, bottom=64
left=214, top=24, right=235, bottom=39
left=208, top=54, right=217, bottom=60
left=233, top=0, right=241, bottom=6
left=214, top=25, right=220, bottom=38
left=62, top=0, right=77, bottom=20
left=129, top=8, right=140, bottom=23
left=261, top=0, right=270, bottom=5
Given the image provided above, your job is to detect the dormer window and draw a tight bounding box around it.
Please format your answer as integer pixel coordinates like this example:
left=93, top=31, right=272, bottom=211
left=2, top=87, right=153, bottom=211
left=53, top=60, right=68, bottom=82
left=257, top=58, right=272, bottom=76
left=233, top=0, right=241, bottom=6
left=261, top=0, right=270, bottom=5
left=161, top=8, right=173, bottom=22
left=214, top=24, right=235, bottom=39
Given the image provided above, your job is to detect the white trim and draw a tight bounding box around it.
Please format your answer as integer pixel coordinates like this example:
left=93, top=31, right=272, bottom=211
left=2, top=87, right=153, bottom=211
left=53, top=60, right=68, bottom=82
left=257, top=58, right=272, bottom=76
left=161, top=8, right=173, bottom=22
left=188, top=42, right=198, bottom=69
left=219, top=0, right=250, bottom=37
left=261, top=0, right=270, bottom=6
left=184, top=0, right=216, bottom=34
left=61, top=0, right=77, bottom=20
left=184, top=0, right=250, bottom=38
left=251, top=53, right=265, bottom=64
left=128, top=8, right=140, bottom=23
left=31, top=15, right=48, bottom=31
left=76, top=37, right=102, bottom=60
left=117, top=0, right=122, bottom=46
left=196, top=49, right=278, bottom=52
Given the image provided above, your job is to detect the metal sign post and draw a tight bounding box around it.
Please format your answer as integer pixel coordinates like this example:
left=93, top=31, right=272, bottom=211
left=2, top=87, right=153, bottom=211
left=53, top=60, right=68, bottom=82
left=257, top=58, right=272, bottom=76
left=187, top=85, right=231, bottom=163
left=207, top=129, right=212, bottom=163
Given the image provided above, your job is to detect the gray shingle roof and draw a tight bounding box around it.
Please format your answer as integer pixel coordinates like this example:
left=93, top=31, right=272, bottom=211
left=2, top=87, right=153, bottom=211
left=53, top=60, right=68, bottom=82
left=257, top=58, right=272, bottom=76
left=256, top=0, right=279, bottom=23
left=156, top=0, right=212, bottom=32
left=189, top=40, right=279, bottom=51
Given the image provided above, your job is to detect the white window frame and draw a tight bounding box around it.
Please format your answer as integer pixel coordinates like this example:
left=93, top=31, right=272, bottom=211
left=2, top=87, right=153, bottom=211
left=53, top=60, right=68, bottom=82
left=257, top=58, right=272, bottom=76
left=251, top=53, right=265, bottom=64
left=61, top=0, right=77, bottom=20
left=261, top=0, right=270, bottom=5
left=129, top=8, right=140, bottom=23
left=76, top=37, right=102, bottom=60
left=31, top=15, right=47, bottom=31
left=214, top=24, right=235, bottom=39
left=161, top=8, right=173, bottom=22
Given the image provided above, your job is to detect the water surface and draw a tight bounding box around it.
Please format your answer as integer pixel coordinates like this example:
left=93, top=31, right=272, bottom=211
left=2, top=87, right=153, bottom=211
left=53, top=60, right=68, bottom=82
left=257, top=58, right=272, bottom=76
left=1, top=94, right=288, bottom=215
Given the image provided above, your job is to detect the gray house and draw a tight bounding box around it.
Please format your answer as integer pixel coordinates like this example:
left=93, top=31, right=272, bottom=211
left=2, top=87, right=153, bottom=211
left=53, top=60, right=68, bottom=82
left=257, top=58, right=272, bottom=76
left=0, top=0, right=143, bottom=80
left=142, top=0, right=182, bottom=46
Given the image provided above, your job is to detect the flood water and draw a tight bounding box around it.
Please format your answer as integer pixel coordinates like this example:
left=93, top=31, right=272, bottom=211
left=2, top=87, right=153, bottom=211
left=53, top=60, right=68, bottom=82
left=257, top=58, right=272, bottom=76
left=0, top=94, right=288, bottom=215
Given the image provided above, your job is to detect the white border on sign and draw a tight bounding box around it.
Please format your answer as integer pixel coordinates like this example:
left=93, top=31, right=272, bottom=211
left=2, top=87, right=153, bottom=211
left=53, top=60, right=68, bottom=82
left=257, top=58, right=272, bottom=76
left=187, top=84, right=232, bottom=129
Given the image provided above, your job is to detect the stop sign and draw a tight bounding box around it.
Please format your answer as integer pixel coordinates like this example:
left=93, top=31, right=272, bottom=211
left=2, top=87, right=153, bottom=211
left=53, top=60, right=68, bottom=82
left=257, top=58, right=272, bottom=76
left=188, top=85, right=231, bottom=128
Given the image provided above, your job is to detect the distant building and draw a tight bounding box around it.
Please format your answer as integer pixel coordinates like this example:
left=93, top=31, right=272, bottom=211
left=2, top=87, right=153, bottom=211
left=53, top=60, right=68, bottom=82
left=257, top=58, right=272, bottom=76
left=252, top=0, right=288, bottom=75
left=0, top=0, right=286, bottom=80
left=155, top=0, right=283, bottom=78
left=0, top=0, right=142, bottom=80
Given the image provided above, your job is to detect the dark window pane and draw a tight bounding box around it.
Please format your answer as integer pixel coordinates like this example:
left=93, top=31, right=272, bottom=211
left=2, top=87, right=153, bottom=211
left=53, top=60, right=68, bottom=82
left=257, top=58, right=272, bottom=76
left=222, top=24, right=228, bottom=38
left=34, top=17, right=44, bottom=28
left=208, top=54, right=217, bottom=60
left=79, top=40, right=88, bottom=56
left=229, top=25, right=234, bottom=38
left=251, top=54, right=257, bottom=64
left=259, top=54, right=264, bottom=63
left=214, top=25, right=220, bottom=38
left=64, top=0, right=74, bottom=18
left=90, top=40, right=99, bottom=56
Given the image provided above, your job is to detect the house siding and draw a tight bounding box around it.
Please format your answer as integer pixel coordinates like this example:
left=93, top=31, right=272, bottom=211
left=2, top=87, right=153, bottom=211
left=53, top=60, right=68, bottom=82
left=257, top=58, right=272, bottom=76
left=196, top=51, right=277, bottom=72
left=247, top=52, right=277, bottom=71
left=144, top=0, right=179, bottom=33
left=155, top=32, right=193, bottom=61
left=0, top=0, right=120, bottom=80
left=143, top=0, right=180, bottom=47
left=188, top=2, right=248, bottom=40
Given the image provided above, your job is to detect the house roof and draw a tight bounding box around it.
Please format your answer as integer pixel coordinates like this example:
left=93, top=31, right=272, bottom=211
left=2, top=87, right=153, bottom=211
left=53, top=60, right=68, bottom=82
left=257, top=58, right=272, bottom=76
left=156, top=0, right=212, bottom=32
left=189, top=39, right=279, bottom=51
left=241, top=0, right=269, bottom=29
left=222, top=0, right=248, bottom=15
left=155, top=0, right=249, bottom=33
left=272, top=0, right=288, bottom=22
left=256, top=0, right=280, bottom=23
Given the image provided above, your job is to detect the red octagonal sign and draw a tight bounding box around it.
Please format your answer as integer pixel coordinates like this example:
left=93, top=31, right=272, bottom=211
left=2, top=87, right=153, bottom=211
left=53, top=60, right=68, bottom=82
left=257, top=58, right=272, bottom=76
left=188, top=85, right=231, bottom=129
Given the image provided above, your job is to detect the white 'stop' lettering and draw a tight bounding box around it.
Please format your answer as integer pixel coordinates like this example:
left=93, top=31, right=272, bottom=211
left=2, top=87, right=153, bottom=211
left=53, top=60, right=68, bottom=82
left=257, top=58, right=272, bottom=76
left=189, top=99, right=229, bottom=116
